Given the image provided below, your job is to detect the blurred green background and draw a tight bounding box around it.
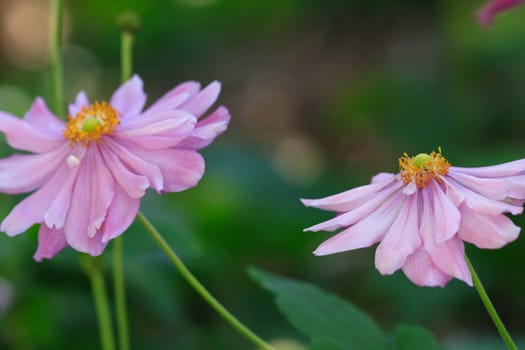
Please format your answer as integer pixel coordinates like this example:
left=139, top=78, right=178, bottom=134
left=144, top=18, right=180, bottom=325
left=0, top=0, right=524, bottom=349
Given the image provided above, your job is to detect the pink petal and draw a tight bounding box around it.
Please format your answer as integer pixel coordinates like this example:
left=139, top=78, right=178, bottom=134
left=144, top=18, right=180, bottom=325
left=110, top=75, right=147, bottom=118
left=100, top=185, right=140, bottom=243
left=33, top=225, right=68, bottom=261
left=179, top=81, right=221, bottom=118
left=446, top=177, right=522, bottom=215
left=301, top=177, right=397, bottom=212
left=313, top=192, right=404, bottom=255
left=118, top=110, right=196, bottom=132
left=1, top=163, right=71, bottom=236
left=104, top=138, right=163, bottom=191
left=304, top=181, right=403, bottom=232
left=402, top=248, right=452, bottom=287
left=420, top=187, right=472, bottom=285
left=0, top=111, right=64, bottom=153
left=458, top=204, right=520, bottom=249
left=68, top=91, right=89, bottom=117
left=375, top=192, right=421, bottom=275
left=43, top=164, right=80, bottom=229
left=177, top=106, right=231, bottom=150
left=371, top=172, right=395, bottom=184
left=0, top=145, right=69, bottom=194
left=24, top=98, right=65, bottom=137
left=476, top=0, right=525, bottom=26
left=99, top=143, right=148, bottom=199
left=63, top=146, right=115, bottom=255
left=429, top=181, right=461, bottom=244
left=145, top=81, right=201, bottom=115
left=447, top=169, right=508, bottom=200
left=450, top=160, right=525, bottom=178
left=129, top=146, right=205, bottom=193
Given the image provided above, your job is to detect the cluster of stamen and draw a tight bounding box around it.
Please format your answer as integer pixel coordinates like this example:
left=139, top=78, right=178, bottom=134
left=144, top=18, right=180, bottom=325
left=399, top=148, right=450, bottom=188
left=64, top=102, right=119, bottom=146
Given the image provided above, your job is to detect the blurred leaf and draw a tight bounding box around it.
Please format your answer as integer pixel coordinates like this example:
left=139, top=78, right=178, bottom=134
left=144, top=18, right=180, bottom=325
left=249, top=267, right=388, bottom=350
left=393, top=325, right=445, bottom=350
left=308, top=337, right=346, bottom=350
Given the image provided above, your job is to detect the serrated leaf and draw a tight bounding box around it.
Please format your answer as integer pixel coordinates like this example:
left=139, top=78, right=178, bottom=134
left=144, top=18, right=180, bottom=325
left=249, top=267, right=388, bottom=350
left=393, top=325, right=446, bottom=350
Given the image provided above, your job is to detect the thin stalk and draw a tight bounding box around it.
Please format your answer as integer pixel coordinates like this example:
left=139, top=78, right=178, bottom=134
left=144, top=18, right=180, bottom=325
left=137, top=211, right=276, bottom=350
left=112, top=28, right=135, bottom=350
left=465, top=254, right=518, bottom=350
left=113, top=238, right=130, bottom=350
left=49, top=0, right=65, bottom=118
left=81, top=257, right=116, bottom=350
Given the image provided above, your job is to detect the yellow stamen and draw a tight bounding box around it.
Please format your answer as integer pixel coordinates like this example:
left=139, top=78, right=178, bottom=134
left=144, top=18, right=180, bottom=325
left=399, top=147, right=450, bottom=188
left=64, top=102, right=119, bottom=146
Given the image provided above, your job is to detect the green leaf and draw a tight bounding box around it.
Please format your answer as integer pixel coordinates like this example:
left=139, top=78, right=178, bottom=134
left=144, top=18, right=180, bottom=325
left=249, top=267, right=388, bottom=350
left=393, top=325, right=446, bottom=350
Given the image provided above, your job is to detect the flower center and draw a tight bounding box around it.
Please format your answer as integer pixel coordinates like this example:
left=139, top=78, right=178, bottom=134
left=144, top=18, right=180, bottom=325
left=399, top=148, right=450, bottom=188
left=64, top=102, right=119, bottom=146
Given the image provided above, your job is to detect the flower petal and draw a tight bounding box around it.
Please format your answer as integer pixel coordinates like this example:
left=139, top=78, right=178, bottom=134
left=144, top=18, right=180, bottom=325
left=0, top=110, right=64, bottom=153
left=177, top=106, right=231, bottom=150
left=402, top=248, right=452, bottom=287
left=110, top=75, right=147, bottom=118
left=447, top=169, right=508, bottom=200
left=375, top=192, right=421, bottom=275
left=450, top=160, right=525, bottom=178
left=313, top=192, right=404, bottom=255
left=304, top=181, right=402, bottom=232
left=429, top=181, right=461, bottom=244
left=476, top=0, right=525, bottom=26
left=43, top=164, right=80, bottom=229
left=33, top=225, right=68, bottom=261
left=301, top=176, right=396, bottom=212
left=128, top=145, right=205, bottom=193
left=25, top=98, right=65, bottom=137
left=179, top=81, right=221, bottom=118
left=99, top=143, right=148, bottom=199
left=104, top=138, right=163, bottom=191
left=145, top=81, right=201, bottom=115
left=68, top=91, right=89, bottom=117
left=458, top=204, right=520, bottom=249
left=100, top=185, right=140, bottom=243
left=63, top=146, right=115, bottom=255
left=1, top=163, right=70, bottom=236
left=0, top=145, right=69, bottom=194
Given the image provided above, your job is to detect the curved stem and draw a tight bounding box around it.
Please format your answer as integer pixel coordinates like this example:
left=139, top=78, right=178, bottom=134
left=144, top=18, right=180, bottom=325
left=137, top=211, right=276, bottom=350
left=49, top=0, right=65, bottom=118
left=465, top=254, right=517, bottom=350
left=80, top=256, right=116, bottom=350
left=113, top=238, right=130, bottom=350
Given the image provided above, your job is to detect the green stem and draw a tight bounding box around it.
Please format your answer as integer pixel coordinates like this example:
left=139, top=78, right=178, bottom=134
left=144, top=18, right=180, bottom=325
left=112, top=28, right=134, bottom=350
left=113, top=238, right=130, bottom=350
left=465, top=254, right=518, bottom=350
left=121, top=32, right=133, bottom=82
left=49, top=0, right=65, bottom=118
left=137, top=211, right=276, bottom=350
left=80, top=256, right=116, bottom=350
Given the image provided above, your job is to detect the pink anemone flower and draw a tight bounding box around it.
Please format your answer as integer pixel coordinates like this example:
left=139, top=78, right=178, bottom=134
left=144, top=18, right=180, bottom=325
left=302, top=149, right=525, bottom=287
left=476, top=0, right=524, bottom=26
left=0, top=75, right=230, bottom=261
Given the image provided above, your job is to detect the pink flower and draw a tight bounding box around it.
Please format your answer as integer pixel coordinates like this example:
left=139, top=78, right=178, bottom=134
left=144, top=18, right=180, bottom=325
left=476, top=0, right=524, bottom=26
left=302, top=149, right=525, bottom=287
left=0, top=75, right=230, bottom=260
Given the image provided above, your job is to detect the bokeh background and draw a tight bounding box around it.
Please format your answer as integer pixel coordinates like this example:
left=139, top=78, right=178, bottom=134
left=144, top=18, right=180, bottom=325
left=0, top=0, right=524, bottom=349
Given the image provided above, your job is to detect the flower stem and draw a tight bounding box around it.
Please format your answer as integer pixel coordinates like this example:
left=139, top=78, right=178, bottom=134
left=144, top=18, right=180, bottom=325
left=80, top=256, right=116, bottom=350
left=49, top=0, right=65, bottom=118
left=465, top=254, right=517, bottom=350
left=113, top=237, right=130, bottom=350
left=121, top=32, right=133, bottom=82
left=111, top=25, right=135, bottom=350
left=136, top=211, right=276, bottom=350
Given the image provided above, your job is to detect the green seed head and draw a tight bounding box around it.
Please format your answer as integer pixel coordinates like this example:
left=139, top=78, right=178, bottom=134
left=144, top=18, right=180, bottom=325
left=81, top=117, right=102, bottom=133
left=413, top=153, right=431, bottom=169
